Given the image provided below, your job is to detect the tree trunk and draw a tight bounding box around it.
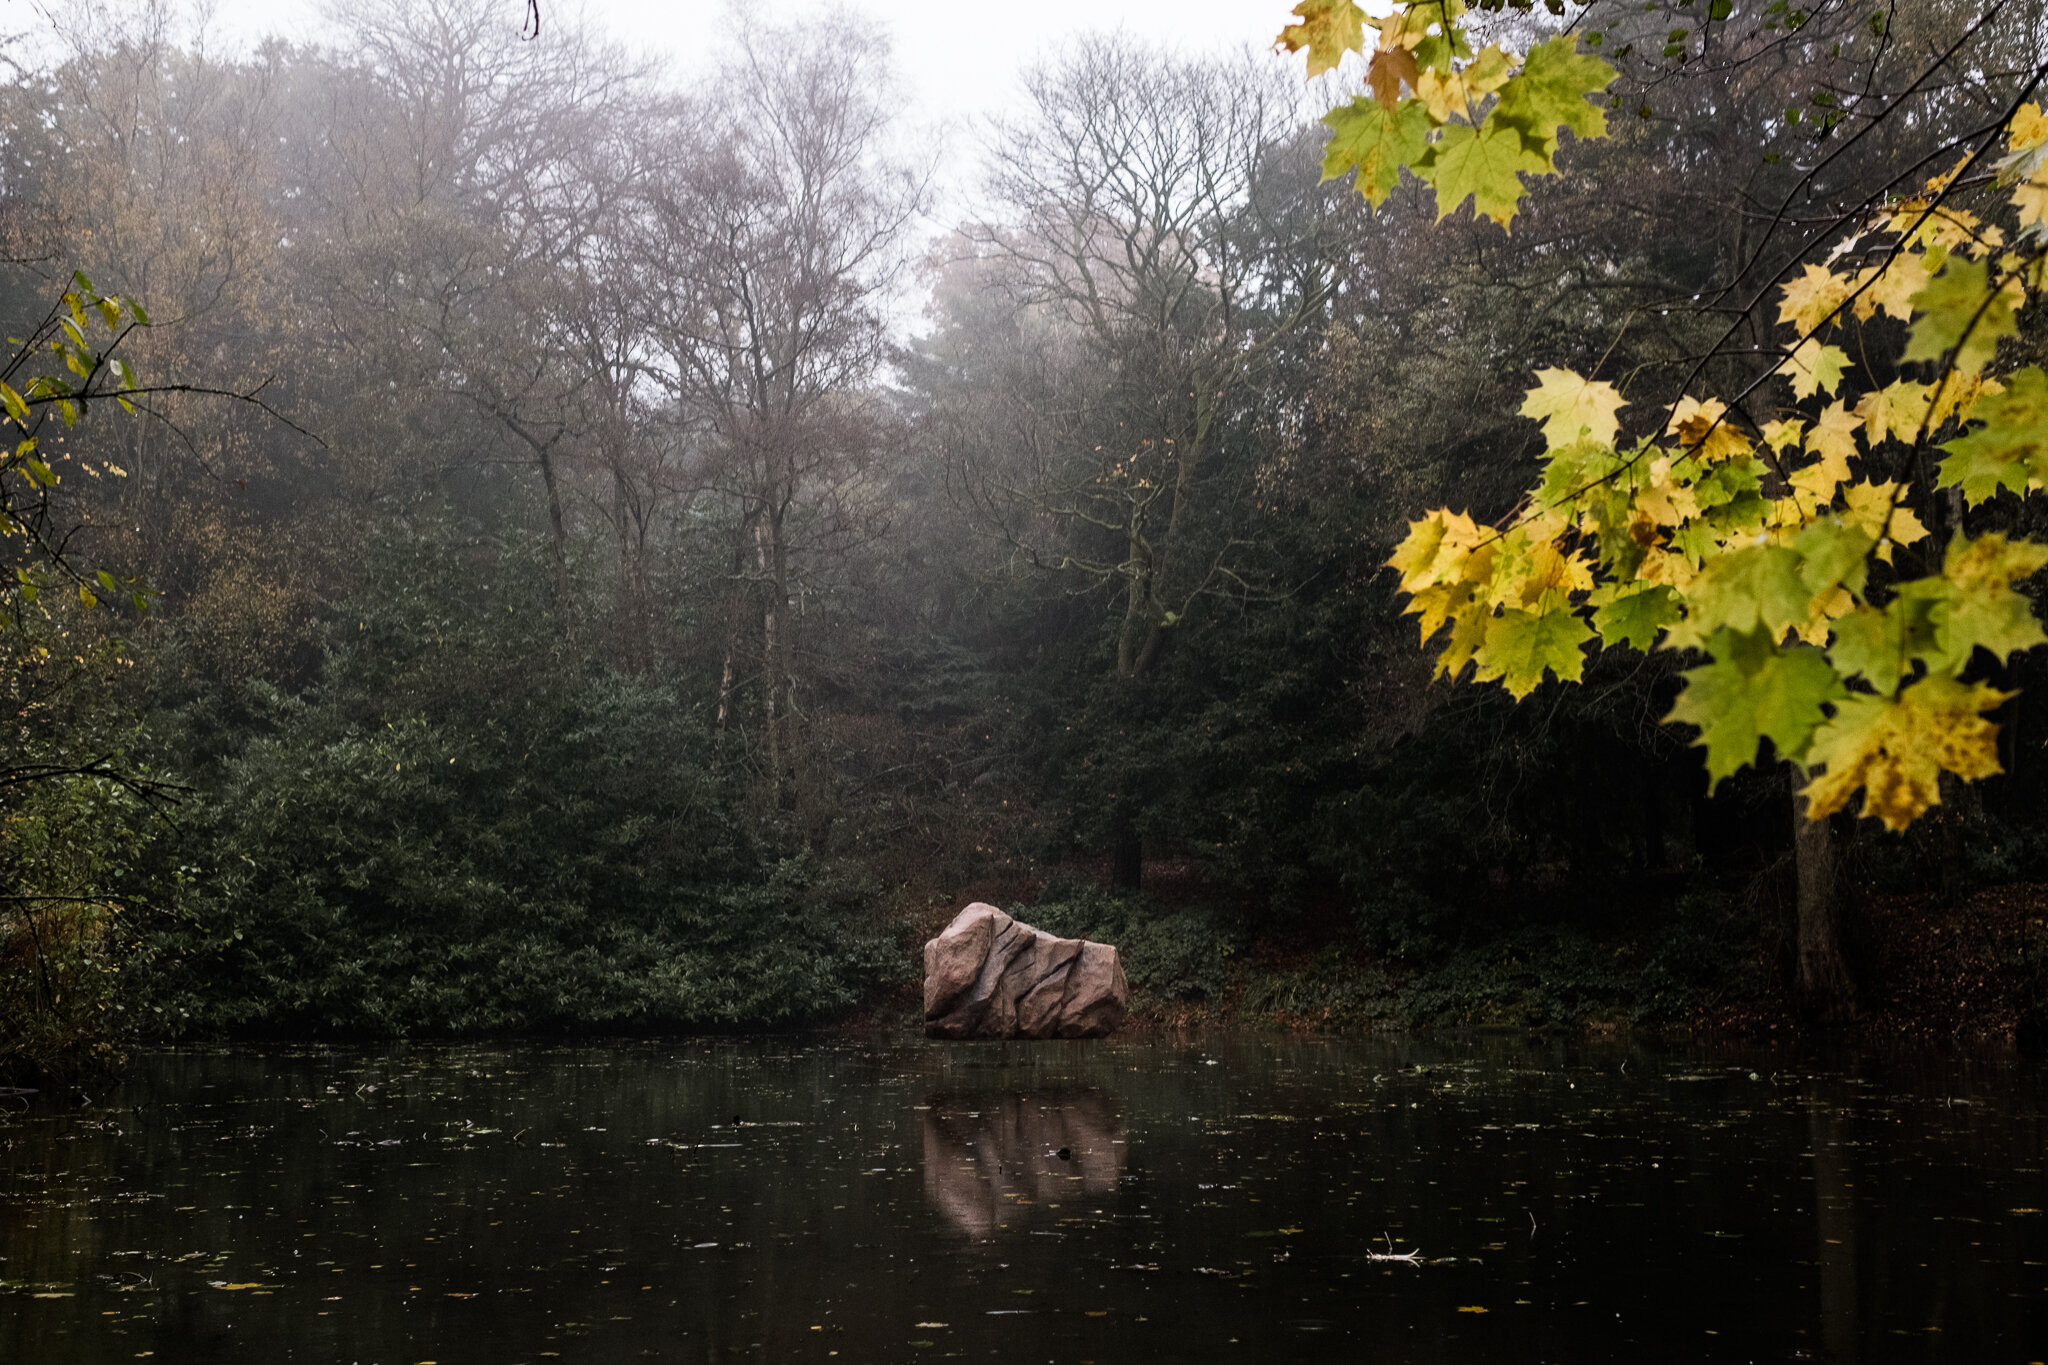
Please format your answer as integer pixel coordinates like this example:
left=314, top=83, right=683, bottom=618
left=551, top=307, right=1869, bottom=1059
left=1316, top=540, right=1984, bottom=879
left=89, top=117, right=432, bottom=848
left=1794, top=783, right=1857, bottom=1018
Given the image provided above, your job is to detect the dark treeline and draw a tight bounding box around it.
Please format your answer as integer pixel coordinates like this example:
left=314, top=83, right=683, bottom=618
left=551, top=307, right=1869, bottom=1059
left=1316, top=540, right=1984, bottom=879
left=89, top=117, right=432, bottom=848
left=5, top=0, right=2046, bottom=1078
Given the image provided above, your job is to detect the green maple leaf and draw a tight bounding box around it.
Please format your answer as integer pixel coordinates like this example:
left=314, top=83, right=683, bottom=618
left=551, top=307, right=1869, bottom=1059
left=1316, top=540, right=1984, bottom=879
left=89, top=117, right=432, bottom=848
left=1927, top=532, right=2048, bottom=670
left=1939, top=365, right=2048, bottom=507
left=1784, top=339, right=1853, bottom=401
left=1591, top=584, right=1679, bottom=650
left=1278, top=0, right=1368, bottom=79
left=1667, top=627, right=1846, bottom=785
left=1417, top=120, right=1548, bottom=227
left=1827, top=598, right=1939, bottom=695
left=1489, top=35, right=1614, bottom=161
left=1791, top=519, right=1874, bottom=600
left=1322, top=96, right=1433, bottom=207
left=1669, top=543, right=1811, bottom=647
left=1472, top=606, right=1592, bottom=698
left=1904, top=256, right=2020, bottom=378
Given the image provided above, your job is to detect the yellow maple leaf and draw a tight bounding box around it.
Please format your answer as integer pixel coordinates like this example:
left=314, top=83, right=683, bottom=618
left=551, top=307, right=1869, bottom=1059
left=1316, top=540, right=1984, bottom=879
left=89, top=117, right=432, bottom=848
left=1806, top=400, right=1861, bottom=469
left=1433, top=588, right=1494, bottom=677
left=1853, top=379, right=1930, bottom=444
left=1776, top=263, right=1852, bottom=334
left=1520, top=368, right=1627, bottom=450
left=1637, top=546, right=1698, bottom=589
left=1759, top=418, right=1805, bottom=453
left=1376, top=7, right=1431, bottom=52
left=1388, top=508, right=1489, bottom=590
left=1783, top=338, right=1853, bottom=401
left=1795, top=584, right=1856, bottom=645
left=1803, top=674, right=2011, bottom=831
left=1929, top=370, right=2001, bottom=428
left=1671, top=396, right=1752, bottom=463
left=2015, top=174, right=2048, bottom=231
left=1633, top=455, right=1701, bottom=527
left=1517, top=541, right=1595, bottom=607
left=1414, top=68, right=1472, bottom=121
left=1840, top=480, right=1927, bottom=562
left=1789, top=440, right=1854, bottom=504
left=1278, top=0, right=1368, bottom=78
left=2011, top=102, right=2048, bottom=153
left=1850, top=253, right=1930, bottom=322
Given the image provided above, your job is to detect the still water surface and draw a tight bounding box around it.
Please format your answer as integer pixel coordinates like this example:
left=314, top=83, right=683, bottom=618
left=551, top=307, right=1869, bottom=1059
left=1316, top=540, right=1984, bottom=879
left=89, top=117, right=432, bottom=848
left=2, top=1035, right=2045, bottom=1363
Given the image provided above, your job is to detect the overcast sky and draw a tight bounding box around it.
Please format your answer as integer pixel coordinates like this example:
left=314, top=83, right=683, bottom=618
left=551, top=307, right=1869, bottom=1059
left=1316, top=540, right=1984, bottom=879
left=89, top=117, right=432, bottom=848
left=175, top=0, right=1305, bottom=131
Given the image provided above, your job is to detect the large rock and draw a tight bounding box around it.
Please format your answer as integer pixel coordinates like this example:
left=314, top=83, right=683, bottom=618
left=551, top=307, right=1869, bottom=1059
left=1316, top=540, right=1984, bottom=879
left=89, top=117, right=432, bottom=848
left=923, top=903, right=1128, bottom=1039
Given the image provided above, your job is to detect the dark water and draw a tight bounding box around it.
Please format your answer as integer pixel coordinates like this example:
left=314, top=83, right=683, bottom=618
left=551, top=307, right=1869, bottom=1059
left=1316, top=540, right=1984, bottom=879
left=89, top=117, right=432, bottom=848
left=2, top=1035, right=2045, bottom=1363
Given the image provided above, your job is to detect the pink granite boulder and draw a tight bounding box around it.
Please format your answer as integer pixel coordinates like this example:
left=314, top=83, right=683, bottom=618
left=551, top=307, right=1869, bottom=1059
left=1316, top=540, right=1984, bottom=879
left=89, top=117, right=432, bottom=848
left=923, top=903, right=1128, bottom=1039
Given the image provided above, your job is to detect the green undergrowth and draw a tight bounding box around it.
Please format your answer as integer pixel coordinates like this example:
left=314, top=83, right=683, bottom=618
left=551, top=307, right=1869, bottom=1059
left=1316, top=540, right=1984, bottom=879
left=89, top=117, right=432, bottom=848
left=1019, top=880, right=1776, bottom=1032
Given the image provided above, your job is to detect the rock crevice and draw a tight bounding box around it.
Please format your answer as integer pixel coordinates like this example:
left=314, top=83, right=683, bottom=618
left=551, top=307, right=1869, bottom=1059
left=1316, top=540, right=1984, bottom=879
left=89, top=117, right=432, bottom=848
left=923, top=903, right=1127, bottom=1039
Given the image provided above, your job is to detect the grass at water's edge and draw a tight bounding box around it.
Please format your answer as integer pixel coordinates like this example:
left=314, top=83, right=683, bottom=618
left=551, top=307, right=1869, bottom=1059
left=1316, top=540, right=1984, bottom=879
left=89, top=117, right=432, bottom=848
left=884, top=880, right=2048, bottom=1049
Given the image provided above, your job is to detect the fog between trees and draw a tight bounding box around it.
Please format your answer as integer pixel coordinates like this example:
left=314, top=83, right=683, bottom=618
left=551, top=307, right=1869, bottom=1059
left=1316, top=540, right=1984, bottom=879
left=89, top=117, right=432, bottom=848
left=4, top=0, right=2046, bottom=1070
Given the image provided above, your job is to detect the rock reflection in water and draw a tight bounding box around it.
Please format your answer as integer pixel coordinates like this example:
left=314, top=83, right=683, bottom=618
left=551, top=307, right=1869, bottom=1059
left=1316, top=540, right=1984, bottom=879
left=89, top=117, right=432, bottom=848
left=921, top=1089, right=1123, bottom=1237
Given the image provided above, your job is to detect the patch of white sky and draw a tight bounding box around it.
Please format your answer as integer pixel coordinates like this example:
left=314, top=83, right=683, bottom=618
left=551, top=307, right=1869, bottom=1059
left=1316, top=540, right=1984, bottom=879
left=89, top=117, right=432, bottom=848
left=9, top=0, right=1386, bottom=335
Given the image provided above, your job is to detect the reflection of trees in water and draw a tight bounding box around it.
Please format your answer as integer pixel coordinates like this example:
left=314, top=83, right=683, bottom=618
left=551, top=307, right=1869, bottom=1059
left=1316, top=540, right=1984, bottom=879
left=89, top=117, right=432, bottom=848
left=921, top=1090, right=1124, bottom=1238
left=1806, top=1078, right=1858, bottom=1363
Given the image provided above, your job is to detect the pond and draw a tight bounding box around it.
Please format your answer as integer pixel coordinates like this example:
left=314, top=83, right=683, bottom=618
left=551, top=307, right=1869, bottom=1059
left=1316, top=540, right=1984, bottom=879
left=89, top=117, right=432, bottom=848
left=2, top=1034, right=2044, bottom=1363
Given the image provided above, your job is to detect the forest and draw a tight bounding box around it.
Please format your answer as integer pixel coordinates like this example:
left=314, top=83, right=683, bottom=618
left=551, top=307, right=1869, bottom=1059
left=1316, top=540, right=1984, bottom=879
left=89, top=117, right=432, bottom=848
left=6, top=0, right=2048, bottom=1082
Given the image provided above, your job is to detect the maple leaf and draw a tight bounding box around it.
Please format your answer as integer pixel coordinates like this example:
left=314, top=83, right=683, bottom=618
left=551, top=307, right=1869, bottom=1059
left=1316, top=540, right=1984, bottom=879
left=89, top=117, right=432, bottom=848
left=1806, top=400, right=1862, bottom=471
left=1414, top=68, right=1472, bottom=122
left=1788, top=440, right=1853, bottom=505
left=1904, top=255, right=2023, bottom=378
left=1673, top=543, right=1811, bottom=645
left=1667, top=627, right=1845, bottom=785
left=1376, top=5, right=1438, bottom=54
left=1591, top=583, right=1678, bottom=650
left=1848, top=252, right=1929, bottom=323
left=1388, top=515, right=1451, bottom=589
left=1418, top=120, right=1548, bottom=227
left=1515, top=540, right=1594, bottom=606
left=1387, top=508, right=1487, bottom=591
left=2011, top=102, right=2048, bottom=153
left=1322, top=97, right=1432, bottom=207
left=1633, top=456, right=1701, bottom=527
left=1776, top=264, right=1852, bottom=334
left=1760, top=418, right=1805, bottom=453
left=1782, top=338, right=1853, bottom=401
left=1433, top=589, right=1494, bottom=678
left=1490, top=35, right=1613, bottom=160
left=1840, top=480, right=1927, bottom=562
left=2015, top=174, right=2048, bottom=233
left=1792, top=519, right=1875, bottom=601
left=1939, top=365, right=2048, bottom=508
left=1827, top=597, right=1939, bottom=695
left=1367, top=46, right=1420, bottom=111
left=1803, top=673, right=2011, bottom=831
left=1519, top=368, right=1626, bottom=450
left=1853, top=379, right=1930, bottom=445
left=1927, top=532, right=2048, bottom=670
left=1279, top=0, right=1368, bottom=78
left=1930, top=371, right=2002, bottom=428
left=1671, top=396, right=1752, bottom=464
left=1471, top=606, right=1591, bottom=699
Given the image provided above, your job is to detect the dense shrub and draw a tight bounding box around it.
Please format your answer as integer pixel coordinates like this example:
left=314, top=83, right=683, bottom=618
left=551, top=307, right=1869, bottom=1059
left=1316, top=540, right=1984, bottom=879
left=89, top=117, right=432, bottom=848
left=132, top=519, right=895, bottom=1036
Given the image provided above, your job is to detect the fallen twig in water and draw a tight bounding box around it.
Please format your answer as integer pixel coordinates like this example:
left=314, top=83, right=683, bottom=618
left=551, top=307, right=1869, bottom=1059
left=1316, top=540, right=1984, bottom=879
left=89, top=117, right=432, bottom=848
left=1365, top=1233, right=1422, bottom=1264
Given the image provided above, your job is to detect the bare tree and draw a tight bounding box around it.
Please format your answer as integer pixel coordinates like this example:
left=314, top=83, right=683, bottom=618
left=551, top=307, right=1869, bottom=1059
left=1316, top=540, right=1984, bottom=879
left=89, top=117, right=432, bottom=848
left=938, top=39, right=1336, bottom=885
left=644, top=11, right=927, bottom=811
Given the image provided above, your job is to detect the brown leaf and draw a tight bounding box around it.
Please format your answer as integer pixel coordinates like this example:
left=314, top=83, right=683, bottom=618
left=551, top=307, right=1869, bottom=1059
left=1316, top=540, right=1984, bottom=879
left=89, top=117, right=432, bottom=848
left=1368, top=47, right=1419, bottom=111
